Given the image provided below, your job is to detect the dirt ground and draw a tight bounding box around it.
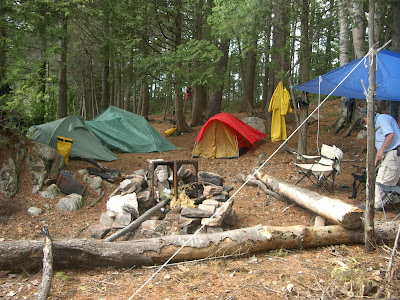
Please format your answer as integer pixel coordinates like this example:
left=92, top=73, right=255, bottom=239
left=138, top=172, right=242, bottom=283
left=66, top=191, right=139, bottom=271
left=1, top=97, right=400, bottom=299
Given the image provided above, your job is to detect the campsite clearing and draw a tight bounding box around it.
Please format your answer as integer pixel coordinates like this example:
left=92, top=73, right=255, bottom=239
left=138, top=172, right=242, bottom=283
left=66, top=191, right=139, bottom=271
left=1, top=97, right=400, bottom=299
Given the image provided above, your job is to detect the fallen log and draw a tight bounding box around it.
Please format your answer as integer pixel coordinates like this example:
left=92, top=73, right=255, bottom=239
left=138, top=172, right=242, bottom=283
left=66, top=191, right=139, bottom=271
left=237, top=172, right=287, bottom=202
left=1, top=222, right=399, bottom=271
left=255, top=170, right=363, bottom=229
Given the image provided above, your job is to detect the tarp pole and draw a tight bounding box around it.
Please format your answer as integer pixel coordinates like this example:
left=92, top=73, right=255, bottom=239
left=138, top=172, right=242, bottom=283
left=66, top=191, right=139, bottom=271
left=365, top=0, right=376, bottom=252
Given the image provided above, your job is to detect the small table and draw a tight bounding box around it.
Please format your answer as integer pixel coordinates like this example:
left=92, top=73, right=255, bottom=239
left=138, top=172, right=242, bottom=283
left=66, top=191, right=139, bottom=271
left=151, top=160, right=199, bottom=203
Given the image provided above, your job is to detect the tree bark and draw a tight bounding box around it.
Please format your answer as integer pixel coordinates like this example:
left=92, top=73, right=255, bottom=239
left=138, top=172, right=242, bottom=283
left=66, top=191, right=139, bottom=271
left=1, top=222, right=399, bottom=272
left=351, top=0, right=366, bottom=59
left=57, top=12, right=68, bottom=119
left=205, top=39, right=230, bottom=119
left=100, top=4, right=110, bottom=111
left=189, top=84, right=206, bottom=127
left=255, top=170, right=363, bottom=229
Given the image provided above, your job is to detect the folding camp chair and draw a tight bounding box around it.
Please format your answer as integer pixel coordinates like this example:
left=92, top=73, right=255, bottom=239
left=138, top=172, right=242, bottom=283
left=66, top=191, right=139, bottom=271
left=376, top=182, right=400, bottom=222
left=349, top=165, right=366, bottom=201
left=294, top=144, right=343, bottom=193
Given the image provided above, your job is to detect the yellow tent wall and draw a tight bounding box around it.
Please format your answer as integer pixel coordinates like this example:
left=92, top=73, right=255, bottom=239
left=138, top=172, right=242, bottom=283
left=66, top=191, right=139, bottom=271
left=192, top=121, right=239, bottom=159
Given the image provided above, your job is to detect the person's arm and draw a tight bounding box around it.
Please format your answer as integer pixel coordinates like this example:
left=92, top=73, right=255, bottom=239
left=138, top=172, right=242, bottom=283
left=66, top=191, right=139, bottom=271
left=376, top=132, right=395, bottom=166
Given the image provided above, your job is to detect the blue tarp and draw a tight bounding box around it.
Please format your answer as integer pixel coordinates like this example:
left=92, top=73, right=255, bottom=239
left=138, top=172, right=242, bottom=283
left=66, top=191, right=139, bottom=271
left=292, top=50, right=400, bottom=101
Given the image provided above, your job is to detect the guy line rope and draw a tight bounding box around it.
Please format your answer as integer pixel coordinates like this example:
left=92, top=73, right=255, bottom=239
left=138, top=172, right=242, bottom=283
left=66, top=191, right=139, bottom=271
left=129, top=47, right=374, bottom=299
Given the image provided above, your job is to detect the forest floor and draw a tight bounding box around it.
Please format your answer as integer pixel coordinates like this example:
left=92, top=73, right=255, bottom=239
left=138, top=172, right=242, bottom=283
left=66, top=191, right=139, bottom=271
left=1, top=97, right=400, bottom=299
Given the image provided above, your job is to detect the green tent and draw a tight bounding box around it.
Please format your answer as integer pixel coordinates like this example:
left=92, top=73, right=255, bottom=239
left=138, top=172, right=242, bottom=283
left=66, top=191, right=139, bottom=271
left=29, top=115, right=119, bottom=161
left=85, top=106, right=177, bottom=153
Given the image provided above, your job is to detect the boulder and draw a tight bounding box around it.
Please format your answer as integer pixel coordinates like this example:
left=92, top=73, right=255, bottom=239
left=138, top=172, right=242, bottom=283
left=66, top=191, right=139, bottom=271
left=89, top=224, right=111, bottom=239
left=41, top=184, right=61, bottom=199
left=0, top=158, right=18, bottom=198
left=56, top=193, right=83, bottom=211
left=27, top=206, right=43, bottom=217
left=198, top=171, right=223, bottom=186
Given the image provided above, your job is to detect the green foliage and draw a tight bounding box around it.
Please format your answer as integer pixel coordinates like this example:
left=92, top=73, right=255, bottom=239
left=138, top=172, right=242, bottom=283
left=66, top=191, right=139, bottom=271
left=54, top=271, right=72, bottom=281
left=269, top=248, right=289, bottom=257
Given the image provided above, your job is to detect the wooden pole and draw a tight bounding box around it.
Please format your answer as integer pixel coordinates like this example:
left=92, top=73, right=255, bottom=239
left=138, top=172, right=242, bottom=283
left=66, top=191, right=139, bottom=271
left=365, top=0, right=376, bottom=251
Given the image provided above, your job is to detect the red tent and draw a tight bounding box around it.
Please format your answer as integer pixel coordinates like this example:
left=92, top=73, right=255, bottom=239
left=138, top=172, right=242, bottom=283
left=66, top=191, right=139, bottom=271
left=193, top=113, right=266, bottom=159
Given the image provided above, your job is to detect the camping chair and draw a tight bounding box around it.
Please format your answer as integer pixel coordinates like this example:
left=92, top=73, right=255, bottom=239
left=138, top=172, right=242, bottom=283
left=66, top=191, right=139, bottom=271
left=376, top=182, right=400, bottom=222
left=349, top=165, right=366, bottom=201
left=294, top=144, right=343, bottom=193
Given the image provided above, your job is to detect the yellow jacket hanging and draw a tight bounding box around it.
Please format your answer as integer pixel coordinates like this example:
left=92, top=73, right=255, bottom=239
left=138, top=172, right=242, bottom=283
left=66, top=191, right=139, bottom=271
left=268, top=81, right=293, bottom=142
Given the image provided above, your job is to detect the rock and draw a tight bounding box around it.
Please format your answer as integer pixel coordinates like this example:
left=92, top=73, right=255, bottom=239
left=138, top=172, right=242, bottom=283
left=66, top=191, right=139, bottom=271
left=137, top=190, right=152, bottom=208
left=155, top=165, right=169, bottom=182
left=28, top=207, right=43, bottom=217
left=27, top=141, right=65, bottom=178
left=209, top=192, right=229, bottom=201
left=99, top=212, right=114, bottom=227
left=241, top=116, right=266, bottom=133
left=31, top=171, right=47, bottom=194
left=203, top=185, right=224, bottom=196
left=41, top=184, right=61, bottom=199
left=206, top=226, right=224, bottom=233
left=201, top=215, right=223, bottom=227
left=107, top=210, right=118, bottom=218
left=0, top=158, right=18, bottom=198
left=223, top=185, right=234, bottom=193
left=201, top=199, right=219, bottom=207
left=146, top=159, right=164, bottom=173
left=112, top=211, right=132, bottom=228
left=357, top=129, right=367, bottom=140
left=89, top=224, right=111, bottom=239
left=178, top=216, right=201, bottom=234
left=198, top=171, right=223, bottom=186
left=257, top=152, right=266, bottom=165
left=107, top=193, right=139, bottom=216
left=216, top=201, right=233, bottom=218
left=56, top=193, right=83, bottom=211
left=78, top=169, right=89, bottom=176
left=222, top=209, right=236, bottom=227
left=198, top=204, right=216, bottom=214
left=178, top=165, right=192, bottom=179
left=140, top=220, right=163, bottom=232
left=181, top=207, right=213, bottom=218
left=314, top=216, right=326, bottom=227
left=83, top=174, right=103, bottom=194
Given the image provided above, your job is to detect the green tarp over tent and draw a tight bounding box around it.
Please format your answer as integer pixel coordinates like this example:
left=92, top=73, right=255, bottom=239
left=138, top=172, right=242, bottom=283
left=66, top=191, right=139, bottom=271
left=29, top=115, right=119, bottom=161
left=85, top=106, right=177, bottom=153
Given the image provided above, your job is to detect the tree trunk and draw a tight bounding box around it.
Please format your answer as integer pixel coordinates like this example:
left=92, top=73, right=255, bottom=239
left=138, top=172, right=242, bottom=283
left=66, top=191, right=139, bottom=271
left=205, top=39, right=229, bottom=119
left=57, top=12, right=68, bottom=119
left=189, top=85, right=206, bottom=126
left=255, top=170, right=363, bottom=229
left=351, top=0, right=366, bottom=59
left=0, top=2, right=10, bottom=97
left=241, top=41, right=257, bottom=115
left=334, top=0, right=351, bottom=134
left=297, top=0, right=310, bottom=157
left=100, top=7, right=110, bottom=111
left=173, top=0, right=189, bottom=134
left=140, top=75, right=150, bottom=119
left=1, top=222, right=399, bottom=272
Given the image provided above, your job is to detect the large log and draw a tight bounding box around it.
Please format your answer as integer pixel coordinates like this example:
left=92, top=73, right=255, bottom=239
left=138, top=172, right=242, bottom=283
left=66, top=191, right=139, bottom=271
left=255, top=170, right=363, bottom=229
left=1, top=222, right=399, bottom=271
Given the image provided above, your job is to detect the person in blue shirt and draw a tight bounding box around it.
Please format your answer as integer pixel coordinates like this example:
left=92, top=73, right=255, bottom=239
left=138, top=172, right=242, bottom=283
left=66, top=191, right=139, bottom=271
left=362, top=109, right=400, bottom=209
